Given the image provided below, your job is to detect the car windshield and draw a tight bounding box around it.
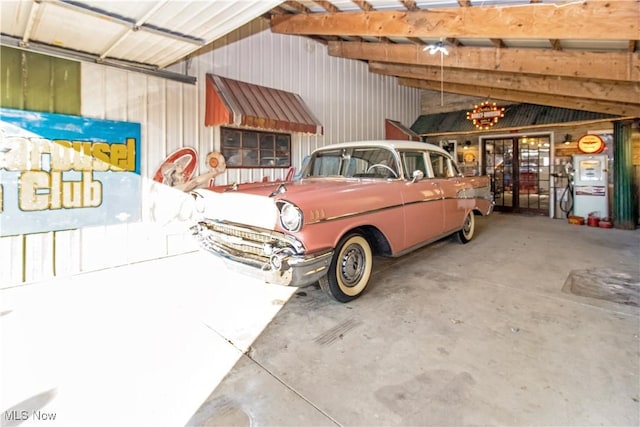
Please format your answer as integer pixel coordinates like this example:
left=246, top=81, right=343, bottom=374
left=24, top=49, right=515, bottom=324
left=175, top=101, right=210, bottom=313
left=303, top=147, right=400, bottom=179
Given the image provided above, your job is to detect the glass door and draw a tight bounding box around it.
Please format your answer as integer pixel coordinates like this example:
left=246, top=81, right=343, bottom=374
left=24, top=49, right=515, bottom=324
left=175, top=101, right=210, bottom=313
left=485, top=138, right=514, bottom=210
left=518, top=136, right=551, bottom=214
left=485, top=135, right=551, bottom=214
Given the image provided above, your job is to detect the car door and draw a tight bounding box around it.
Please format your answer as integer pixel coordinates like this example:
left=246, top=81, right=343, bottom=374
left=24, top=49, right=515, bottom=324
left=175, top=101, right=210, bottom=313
left=429, top=151, right=467, bottom=234
left=398, top=150, right=445, bottom=250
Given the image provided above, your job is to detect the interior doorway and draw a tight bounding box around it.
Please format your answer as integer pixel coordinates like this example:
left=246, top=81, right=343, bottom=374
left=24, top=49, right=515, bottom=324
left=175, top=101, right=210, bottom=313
left=484, top=135, right=551, bottom=214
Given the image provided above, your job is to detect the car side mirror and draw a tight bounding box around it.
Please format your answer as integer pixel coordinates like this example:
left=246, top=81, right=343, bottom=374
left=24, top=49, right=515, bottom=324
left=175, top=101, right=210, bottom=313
left=411, top=170, right=424, bottom=183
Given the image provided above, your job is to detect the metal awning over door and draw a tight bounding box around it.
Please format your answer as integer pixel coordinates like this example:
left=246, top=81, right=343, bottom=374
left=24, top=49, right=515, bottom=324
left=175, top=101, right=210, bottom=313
left=205, top=74, right=323, bottom=135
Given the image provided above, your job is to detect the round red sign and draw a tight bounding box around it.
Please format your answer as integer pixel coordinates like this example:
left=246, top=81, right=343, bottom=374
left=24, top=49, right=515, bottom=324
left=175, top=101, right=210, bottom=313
left=577, top=134, right=605, bottom=154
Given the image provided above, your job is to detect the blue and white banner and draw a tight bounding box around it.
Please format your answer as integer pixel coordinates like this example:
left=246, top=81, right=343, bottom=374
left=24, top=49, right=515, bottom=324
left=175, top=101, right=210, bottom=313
left=0, top=108, right=141, bottom=236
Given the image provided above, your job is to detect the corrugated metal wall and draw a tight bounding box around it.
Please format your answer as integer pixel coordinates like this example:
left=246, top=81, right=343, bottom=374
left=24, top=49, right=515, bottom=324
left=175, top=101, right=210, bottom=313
left=0, top=18, right=421, bottom=288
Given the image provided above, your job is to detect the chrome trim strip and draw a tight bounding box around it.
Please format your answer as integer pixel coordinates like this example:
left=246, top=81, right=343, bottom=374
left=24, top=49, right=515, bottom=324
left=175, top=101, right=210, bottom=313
left=305, top=197, right=442, bottom=225
left=305, top=192, right=492, bottom=225
left=307, top=201, right=406, bottom=225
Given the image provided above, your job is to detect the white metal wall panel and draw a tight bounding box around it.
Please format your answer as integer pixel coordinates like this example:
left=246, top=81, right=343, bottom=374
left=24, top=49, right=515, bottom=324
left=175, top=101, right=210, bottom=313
left=53, top=229, right=81, bottom=278
left=188, top=18, right=421, bottom=172
left=0, top=17, right=421, bottom=288
left=0, top=236, right=20, bottom=285
left=22, top=233, right=53, bottom=283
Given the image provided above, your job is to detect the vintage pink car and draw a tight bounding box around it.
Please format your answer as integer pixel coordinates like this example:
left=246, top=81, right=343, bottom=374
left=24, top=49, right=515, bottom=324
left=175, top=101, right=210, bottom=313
left=190, top=140, right=493, bottom=302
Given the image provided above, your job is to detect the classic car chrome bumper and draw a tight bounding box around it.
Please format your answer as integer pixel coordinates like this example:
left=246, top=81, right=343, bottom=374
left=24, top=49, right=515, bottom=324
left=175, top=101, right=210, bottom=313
left=190, top=220, right=333, bottom=287
left=485, top=197, right=495, bottom=215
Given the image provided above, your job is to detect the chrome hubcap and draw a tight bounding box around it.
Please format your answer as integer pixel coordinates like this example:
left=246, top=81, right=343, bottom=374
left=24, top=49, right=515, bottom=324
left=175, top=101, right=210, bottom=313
left=340, top=244, right=366, bottom=287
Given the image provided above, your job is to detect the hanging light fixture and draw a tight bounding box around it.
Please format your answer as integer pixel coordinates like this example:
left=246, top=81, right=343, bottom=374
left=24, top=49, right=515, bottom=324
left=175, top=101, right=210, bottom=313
left=424, top=41, right=449, bottom=106
left=424, top=41, right=449, bottom=56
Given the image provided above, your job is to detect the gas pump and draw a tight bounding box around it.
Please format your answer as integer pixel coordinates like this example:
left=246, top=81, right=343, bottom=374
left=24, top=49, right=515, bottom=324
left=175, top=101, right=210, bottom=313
left=572, top=154, right=608, bottom=218
left=554, top=162, right=573, bottom=218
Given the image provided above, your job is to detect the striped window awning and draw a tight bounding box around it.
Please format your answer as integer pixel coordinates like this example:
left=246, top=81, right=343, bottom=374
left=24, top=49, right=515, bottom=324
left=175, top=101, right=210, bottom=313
left=205, top=74, right=323, bottom=135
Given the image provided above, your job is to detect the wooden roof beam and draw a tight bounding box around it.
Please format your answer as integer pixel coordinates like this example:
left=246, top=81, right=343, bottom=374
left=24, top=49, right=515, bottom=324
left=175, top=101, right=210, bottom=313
left=271, top=2, right=639, bottom=40
left=351, top=0, right=373, bottom=11
left=398, top=78, right=640, bottom=117
left=327, top=41, right=640, bottom=82
left=281, top=1, right=311, bottom=13
left=313, top=0, right=339, bottom=13
left=368, top=61, right=640, bottom=105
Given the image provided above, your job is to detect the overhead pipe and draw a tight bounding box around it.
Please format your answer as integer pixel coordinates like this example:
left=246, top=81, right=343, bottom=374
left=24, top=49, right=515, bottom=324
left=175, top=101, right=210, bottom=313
left=1, top=34, right=197, bottom=84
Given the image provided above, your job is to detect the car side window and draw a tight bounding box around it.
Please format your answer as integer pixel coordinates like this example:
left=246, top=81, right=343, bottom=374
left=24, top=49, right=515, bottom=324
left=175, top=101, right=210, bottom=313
left=429, top=152, right=456, bottom=178
left=400, top=151, right=427, bottom=180
left=351, top=148, right=398, bottom=179
left=310, top=149, right=342, bottom=176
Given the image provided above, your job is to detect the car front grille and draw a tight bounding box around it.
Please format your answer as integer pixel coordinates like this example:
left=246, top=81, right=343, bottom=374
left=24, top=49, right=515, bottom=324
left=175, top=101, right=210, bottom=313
left=208, top=222, right=273, bottom=245
left=192, top=220, right=303, bottom=262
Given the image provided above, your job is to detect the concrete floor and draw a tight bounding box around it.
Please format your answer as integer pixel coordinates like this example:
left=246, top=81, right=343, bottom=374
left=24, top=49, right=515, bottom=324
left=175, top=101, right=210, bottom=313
left=1, top=245, right=297, bottom=426
left=188, top=213, right=640, bottom=426
left=1, top=214, right=638, bottom=426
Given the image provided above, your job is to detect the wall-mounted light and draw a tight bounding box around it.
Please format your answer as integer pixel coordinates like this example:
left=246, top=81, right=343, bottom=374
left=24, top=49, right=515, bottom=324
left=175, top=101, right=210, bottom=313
left=464, top=140, right=471, bottom=150
left=564, top=134, right=572, bottom=145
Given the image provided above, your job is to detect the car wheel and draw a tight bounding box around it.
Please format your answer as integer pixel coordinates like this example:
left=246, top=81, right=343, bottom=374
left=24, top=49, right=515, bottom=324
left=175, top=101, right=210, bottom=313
left=319, top=233, right=373, bottom=303
left=457, top=210, right=475, bottom=244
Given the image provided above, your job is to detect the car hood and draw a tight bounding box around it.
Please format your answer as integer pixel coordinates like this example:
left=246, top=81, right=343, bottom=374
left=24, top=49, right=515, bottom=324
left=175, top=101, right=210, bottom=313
left=193, top=178, right=399, bottom=231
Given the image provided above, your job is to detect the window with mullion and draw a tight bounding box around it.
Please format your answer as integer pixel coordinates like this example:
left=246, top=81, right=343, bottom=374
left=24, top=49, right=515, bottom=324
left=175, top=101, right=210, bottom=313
left=221, top=127, right=291, bottom=168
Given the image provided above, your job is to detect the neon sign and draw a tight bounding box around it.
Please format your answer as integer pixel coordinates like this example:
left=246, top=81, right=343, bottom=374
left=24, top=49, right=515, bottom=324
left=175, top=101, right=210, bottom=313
left=466, top=102, right=505, bottom=130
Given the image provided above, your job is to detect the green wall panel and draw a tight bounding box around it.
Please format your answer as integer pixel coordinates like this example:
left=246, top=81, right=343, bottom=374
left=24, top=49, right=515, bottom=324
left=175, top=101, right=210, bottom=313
left=0, top=46, right=80, bottom=115
left=1, top=47, right=25, bottom=109
left=613, top=121, right=636, bottom=229
left=25, top=51, right=53, bottom=112
left=52, top=56, right=81, bottom=115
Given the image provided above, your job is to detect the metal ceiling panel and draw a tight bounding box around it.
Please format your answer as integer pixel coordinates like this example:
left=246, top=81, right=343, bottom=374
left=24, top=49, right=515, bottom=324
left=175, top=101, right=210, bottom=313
left=0, top=2, right=29, bottom=38
left=359, top=0, right=410, bottom=10
left=29, top=2, right=132, bottom=54
left=1, top=0, right=282, bottom=72
left=295, top=0, right=326, bottom=13
left=454, top=38, right=494, bottom=48
left=561, top=39, right=631, bottom=52
left=501, top=38, right=554, bottom=49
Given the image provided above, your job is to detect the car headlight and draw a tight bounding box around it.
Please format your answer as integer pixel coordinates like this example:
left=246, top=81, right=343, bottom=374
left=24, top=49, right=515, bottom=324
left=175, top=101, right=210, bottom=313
left=278, top=201, right=303, bottom=232
left=191, top=191, right=205, bottom=213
